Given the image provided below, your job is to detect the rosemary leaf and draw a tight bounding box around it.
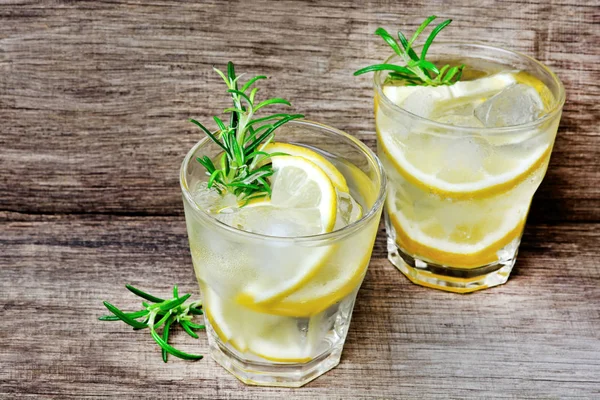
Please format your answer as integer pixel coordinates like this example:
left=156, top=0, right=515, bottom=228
left=102, top=301, right=148, bottom=329
left=190, top=62, right=304, bottom=202
left=180, top=321, right=199, bottom=339
left=157, top=294, right=191, bottom=312
left=125, top=284, right=165, bottom=303
left=98, top=309, right=149, bottom=321
left=100, top=285, right=205, bottom=363
left=150, top=328, right=203, bottom=361
left=354, top=16, right=465, bottom=87
left=162, top=316, right=174, bottom=363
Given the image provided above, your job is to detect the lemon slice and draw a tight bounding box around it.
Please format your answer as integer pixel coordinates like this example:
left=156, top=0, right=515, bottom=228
left=220, top=155, right=337, bottom=236
left=386, top=185, right=527, bottom=268
left=247, top=335, right=313, bottom=363
left=240, top=231, right=375, bottom=318
left=264, top=249, right=373, bottom=317
left=237, top=184, right=372, bottom=317
left=382, top=72, right=517, bottom=115
left=202, top=284, right=248, bottom=352
left=245, top=318, right=315, bottom=363
left=203, top=284, right=316, bottom=363
left=263, top=142, right=349, bottom=192
left=237, top=163, right=375, bottom=317
left=378, top=130, right=551, bottom=199
left=234, top=243, right=332, bottom=307
left=333, top=157, right=379, bottom=209
left=229, top=155, right=338, bottom=306
left=378, top=72, right=552, bottom=199
left=270, top=155, right=337, bottom=232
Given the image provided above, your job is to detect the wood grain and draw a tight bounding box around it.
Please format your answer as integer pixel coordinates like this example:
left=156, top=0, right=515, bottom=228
left=1, top=212, right=599, bottom=398
left=1, top=0, right=599, bottom=398
left=1, top=0, right=599, bottom=220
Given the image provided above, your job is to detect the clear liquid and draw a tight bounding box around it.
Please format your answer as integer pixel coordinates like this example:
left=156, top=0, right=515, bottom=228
left=383, top=57, right=554, bottom=128
left=185, top=147, right=379, bottom=365
left=376, top=57, right=559, bottom=272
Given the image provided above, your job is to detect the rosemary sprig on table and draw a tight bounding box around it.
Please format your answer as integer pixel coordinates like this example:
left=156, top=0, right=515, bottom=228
left=99, top=284, right=204, bottom=362
left=354, top=15, right=465, bottom=86
left=190, top=62, right=304, bottom=203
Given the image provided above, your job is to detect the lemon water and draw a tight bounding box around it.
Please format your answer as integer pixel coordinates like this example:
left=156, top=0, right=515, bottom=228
left=376, top=57, right=561, bottom=292
left=183, top=144, right=380, bottom=383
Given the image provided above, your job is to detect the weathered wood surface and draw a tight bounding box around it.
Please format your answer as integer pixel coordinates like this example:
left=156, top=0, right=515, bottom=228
left=1, top=0, right=599, bottom=399
left=1, top=212, right=599, bottom=399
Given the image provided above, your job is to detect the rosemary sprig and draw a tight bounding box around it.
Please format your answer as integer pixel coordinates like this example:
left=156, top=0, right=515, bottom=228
left=99, top=284, right=204, bottom=362
left=354, top=15, right=465, bottom=86
left=190, top=62, right=304, bottom=203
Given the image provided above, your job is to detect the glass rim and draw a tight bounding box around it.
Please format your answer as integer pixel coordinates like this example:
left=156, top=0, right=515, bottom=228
left=373, top=42, right=566, bottom=134
left=180, top=119, right=387, bottom=243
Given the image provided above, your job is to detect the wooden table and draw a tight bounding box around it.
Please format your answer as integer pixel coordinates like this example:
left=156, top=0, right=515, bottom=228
left=2, top=1, right=599, bottom=398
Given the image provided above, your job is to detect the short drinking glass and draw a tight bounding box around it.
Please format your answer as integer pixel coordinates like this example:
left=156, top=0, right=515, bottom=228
left=374, top=43, right=565, bottom=292
left=181, top=120, right=386, bottom=386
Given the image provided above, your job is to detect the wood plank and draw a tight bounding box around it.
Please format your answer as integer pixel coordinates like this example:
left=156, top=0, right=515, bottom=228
left=1, top=0, right=599, bottom=221
left=1, top=0, right=599, bottom=398
left=1, top=212, right=598, bottom=398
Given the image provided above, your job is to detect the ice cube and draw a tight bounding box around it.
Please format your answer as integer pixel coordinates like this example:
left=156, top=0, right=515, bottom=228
left=192, top=182, right=239, bottom=214
left=401, top=86, right=453, bottom=118
left=334, top=190, right=362, bottom=229
left=437, top=137, right=489, bottom=183
left=474, top=83, right=544, bottom=127
left=192, top=182, right=223, bottom=210
left=434, top=114, right=485, bottom=128
left=430, top=95, right=487, bottom=127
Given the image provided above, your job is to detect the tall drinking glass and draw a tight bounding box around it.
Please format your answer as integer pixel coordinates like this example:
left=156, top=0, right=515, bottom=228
left=181, top=120, right=386, bottom=386
left=374, top=43, right=565, bottom=293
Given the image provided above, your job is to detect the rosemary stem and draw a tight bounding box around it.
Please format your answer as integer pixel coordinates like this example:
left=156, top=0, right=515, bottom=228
left=100, top=285, right=205, bottom=362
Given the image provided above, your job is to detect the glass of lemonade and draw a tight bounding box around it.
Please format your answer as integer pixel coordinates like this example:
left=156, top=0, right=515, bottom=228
left=181, top=120, right=385, bottom=387
left=373, top=43, right=564, bottom=292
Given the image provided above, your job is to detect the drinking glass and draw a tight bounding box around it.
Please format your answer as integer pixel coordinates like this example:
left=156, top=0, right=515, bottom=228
left=181, top=120, right=386, bottom=386
left=374, top=43, right=565, bottom=293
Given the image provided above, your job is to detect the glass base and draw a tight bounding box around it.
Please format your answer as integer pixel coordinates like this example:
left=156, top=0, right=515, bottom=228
left=207, top=331, right=343, bottom=387
left=385, top=214, right=518, bottom=293
left=201, top=286, right=359, bottom=387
